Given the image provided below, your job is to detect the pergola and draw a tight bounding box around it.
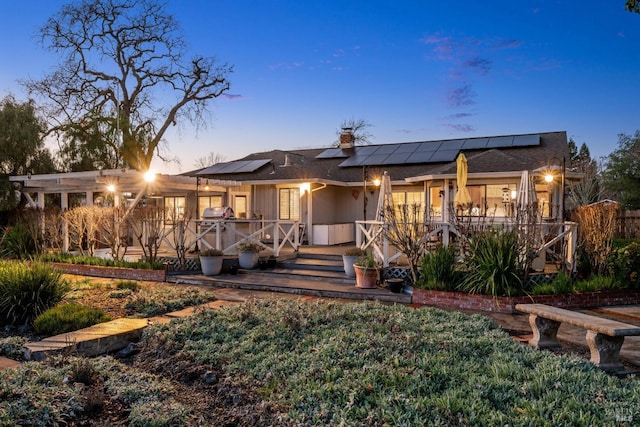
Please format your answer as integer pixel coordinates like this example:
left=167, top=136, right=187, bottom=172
left=8, top=169, right=238, bottom=254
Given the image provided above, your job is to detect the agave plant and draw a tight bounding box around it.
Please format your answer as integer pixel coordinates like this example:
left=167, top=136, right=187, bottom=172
left=458, top=228, right=524, bottom=297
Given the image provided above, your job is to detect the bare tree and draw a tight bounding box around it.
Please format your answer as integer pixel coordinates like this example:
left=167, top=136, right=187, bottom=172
left=194, top=152, right=226, bottom=169
left=128, top=205, right=164, bottom=262
left=99, top=206, right=130, bottom=260
left=334, top=118, right=374, bottom=146
left=23, top=0, right=232, bottom=171
left=63, top=206, right=103, bottom=256
left=382, top=203, right=428, bottom=284
left=168, top=207, right=194, bottom=270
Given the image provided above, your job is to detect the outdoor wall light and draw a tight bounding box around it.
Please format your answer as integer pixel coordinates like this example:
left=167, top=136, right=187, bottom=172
left=300, top=182, right=311, bottom=195
left=144, top=170, right=156, bottom=183
left=545, top=173, right=554, bottom=183
left=106, top=184, right=116, bottom=192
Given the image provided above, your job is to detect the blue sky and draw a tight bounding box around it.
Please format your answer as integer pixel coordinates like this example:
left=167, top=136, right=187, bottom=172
left=1, top=1, right=639, bottom=173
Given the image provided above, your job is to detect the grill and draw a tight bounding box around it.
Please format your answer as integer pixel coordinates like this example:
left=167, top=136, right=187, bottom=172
left=202, top=206, right=235, bottom=221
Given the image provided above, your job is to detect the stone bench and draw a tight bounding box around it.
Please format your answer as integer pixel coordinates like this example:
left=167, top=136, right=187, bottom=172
left=515, top=303, right=640, bottom=372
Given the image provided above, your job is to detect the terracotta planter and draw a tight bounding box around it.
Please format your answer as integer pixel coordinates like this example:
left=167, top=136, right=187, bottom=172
left=200, top=256, right=223, bottom=276
left=354, top=264, right=379, bottom=289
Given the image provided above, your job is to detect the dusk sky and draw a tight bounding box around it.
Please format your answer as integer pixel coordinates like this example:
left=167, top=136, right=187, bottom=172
left=1, top=1, right=639, bottom=173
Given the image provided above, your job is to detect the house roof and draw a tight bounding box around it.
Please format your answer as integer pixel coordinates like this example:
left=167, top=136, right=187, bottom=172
left=191, top=131, right=570, bottom=186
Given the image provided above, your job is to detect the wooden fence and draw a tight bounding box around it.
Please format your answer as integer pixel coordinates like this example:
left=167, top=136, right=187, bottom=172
left=616, top=210, right=640, bottom=239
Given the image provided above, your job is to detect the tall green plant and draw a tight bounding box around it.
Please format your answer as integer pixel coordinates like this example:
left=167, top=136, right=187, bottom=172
left=0, top=223, right=38, bottom=259
left=459, top=229, right=524, bottom=297
left=416, top=245, right=459, bottom=290
left=0, top=261, right=70, bottom=326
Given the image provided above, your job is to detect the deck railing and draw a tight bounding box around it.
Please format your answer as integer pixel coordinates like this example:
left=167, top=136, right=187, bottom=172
left=355, top=219, right=577, bottom=271
left=158, top=218, right=303, bottom=256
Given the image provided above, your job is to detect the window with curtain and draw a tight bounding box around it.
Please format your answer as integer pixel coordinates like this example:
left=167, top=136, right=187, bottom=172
left=279, top=188, right=300, bottom=220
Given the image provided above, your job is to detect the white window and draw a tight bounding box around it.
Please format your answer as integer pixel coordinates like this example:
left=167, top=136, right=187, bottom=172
left=279, top=188, right=300, bottom=220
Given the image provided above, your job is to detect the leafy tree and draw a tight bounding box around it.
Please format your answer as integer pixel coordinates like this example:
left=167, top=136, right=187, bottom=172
left=627, top=0, right=639, bottom=13
left=602, top=130, right=640, bottom=209
left=57, top=109, right=126, bottom=171
left=0, top=96, right=57, bottom=211
left=24, top=0, right=232, bottom=171
left=334, top=118, right=374, bottom=146
left=0, top=96, right=53, bottom=176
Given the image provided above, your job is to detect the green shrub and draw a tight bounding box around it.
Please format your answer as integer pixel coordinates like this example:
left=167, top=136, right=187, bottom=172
left=458, top=229, right=524, bottom=296
left=573, top=275, right=625, bottom=292
left=125, top=287, right=216, bottom=317
left=0, top=336, right=29, bottom=359
left=530, top=272, right=574, bottom=295
left=416, top=245, right=459, bottom=290
left=611, top=242, right=640, bottom=288
left=37, top=252, right=165, bottom=270
left=33, top=303, right=111, bottom=335
left=0, top=261, right=70, bottom=326
left=116, top=280, right=141, bottom=291
left=0, top=223, right=39, bottom=259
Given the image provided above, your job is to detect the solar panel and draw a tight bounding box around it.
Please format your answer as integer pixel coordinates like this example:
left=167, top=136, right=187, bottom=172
left=383, top=152, right=412, bottom=164
left=415, top=141, right=442, bottom=152
left=428, top=149, right=459, bottom=163
left=363, top=154, right=390, bottom=165
left=333, top=134, right=538, bottom=168
left=355, top=146, right=378, bottom=155
left=316, top=148, right=347, bottom=159
left=338, top=155, right=368, bottom=167
left=512, top=134, right=540, bottom=147
left=461, top=138, right=489, bottom=150
left=394, top=142, right=421, bottom=153
left=440, top=139, right=464, bottom=150
left=486, top=136, right=514, bottom=148
left=374, top=144, right=398, bottom=154
left=407, top=151, right=435, bottom=163
left=199, top=159, right=271, bottom=174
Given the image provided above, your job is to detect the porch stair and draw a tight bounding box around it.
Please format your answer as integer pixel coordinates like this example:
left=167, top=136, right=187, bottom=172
left=169, top=252, right=411, bottom=303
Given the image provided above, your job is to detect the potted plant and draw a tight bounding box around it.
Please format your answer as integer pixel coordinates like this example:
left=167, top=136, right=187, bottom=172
left=353, top=252, right=379, bottom=289
left=238, top=242, right=261, bottom=269
left=199, top=248, right=224, bottom=276
left=343, top=247, right=365, bottom=278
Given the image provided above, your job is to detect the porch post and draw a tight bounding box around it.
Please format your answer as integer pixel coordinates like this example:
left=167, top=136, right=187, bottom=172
left=86, top=191, right=93, bottom=206
left=37, top=192, right=45, bottom=209
left=61, top=192, right=69, bottom=253
left=306, top=189, right=313, bottom=245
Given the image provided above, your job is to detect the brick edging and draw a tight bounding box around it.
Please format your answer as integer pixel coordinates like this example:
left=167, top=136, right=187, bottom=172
left=411, top=288, right=640, bottom=313
left=50, top=262, right=167, bottom=282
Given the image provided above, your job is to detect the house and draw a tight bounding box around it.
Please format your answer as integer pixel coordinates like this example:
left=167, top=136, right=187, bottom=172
left=9, top=130, right=579, bottom=260
left=191, top=130, right=578, bottom=246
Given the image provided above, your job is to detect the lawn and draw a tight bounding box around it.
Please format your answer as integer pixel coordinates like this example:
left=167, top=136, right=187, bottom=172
left=1, top=299, right=638, bottom=426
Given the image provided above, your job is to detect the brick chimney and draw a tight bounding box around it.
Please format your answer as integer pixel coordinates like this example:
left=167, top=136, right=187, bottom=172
left=339, top=127, right=355, bottom=149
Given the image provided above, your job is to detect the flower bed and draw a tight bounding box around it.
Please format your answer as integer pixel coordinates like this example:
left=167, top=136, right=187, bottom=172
left=50, top=262, right=167, bottom=282
left=411, top=288, right=640, bottom=313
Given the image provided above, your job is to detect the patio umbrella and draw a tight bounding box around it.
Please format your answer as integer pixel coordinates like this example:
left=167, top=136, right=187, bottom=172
left=516, top=170, right=538, bottom=208
left=453, top=153, right=471, bottom=207
left=376, top=171, right=394, bottom=222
